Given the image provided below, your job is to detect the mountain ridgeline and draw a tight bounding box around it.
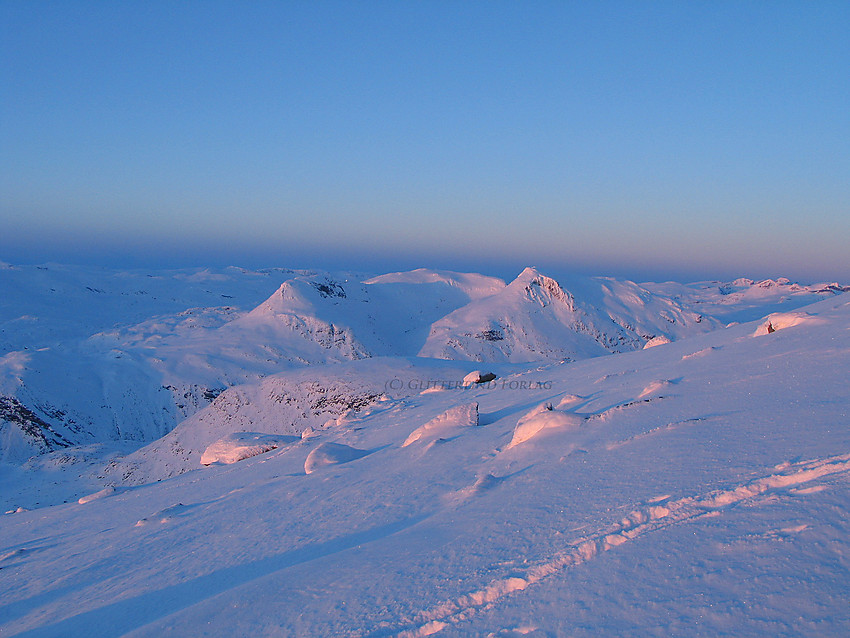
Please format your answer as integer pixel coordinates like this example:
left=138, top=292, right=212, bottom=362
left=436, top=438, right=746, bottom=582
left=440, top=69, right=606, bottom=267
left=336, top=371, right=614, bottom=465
left=0, top=262, right=844, bottom=463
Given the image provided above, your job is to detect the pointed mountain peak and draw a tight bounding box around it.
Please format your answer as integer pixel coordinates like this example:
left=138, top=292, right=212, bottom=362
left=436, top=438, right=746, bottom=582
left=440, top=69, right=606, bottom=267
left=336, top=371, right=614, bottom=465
left=508, top=267, right=575, bottom=310
left=514, top=266, right=545, bottom=281
left=247, top=277, right=315, bottom=318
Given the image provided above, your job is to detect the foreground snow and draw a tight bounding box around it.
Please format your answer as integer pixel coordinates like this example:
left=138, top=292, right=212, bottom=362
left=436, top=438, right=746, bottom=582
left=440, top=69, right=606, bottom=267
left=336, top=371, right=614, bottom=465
left=1, top=291, right=848, bottom=636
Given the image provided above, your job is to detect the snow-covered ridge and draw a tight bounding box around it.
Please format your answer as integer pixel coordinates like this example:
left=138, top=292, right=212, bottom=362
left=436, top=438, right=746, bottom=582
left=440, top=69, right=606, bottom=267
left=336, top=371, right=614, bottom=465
left=513, top=266, right=577, bottom=308
left=419, top=267, right=717, bottom=363
left=643, top=276, right=850, bottom=324
left=1, top=261, right=846, bottom=463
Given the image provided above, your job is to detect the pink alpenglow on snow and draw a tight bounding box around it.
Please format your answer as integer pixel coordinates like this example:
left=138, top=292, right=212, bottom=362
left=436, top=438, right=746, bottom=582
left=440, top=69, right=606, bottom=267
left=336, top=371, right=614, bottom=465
left=200, top=432, right=300, bottom=465
left=1, top=263, right=849, bottom=637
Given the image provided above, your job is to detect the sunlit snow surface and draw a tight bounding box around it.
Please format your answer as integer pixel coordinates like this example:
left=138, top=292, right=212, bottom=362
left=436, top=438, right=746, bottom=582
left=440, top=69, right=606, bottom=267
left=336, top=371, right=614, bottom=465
left=1, top=265, right=849, bottom=636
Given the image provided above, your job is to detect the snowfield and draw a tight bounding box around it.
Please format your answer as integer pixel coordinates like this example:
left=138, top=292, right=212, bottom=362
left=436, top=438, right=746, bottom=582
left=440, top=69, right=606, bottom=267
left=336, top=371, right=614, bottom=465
left=1, top=263, right=849, bottom=637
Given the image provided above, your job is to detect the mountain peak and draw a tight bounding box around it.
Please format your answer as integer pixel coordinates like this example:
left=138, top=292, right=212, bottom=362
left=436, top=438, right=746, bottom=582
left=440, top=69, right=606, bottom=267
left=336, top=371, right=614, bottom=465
left=509, top=267, right=575, bottom=310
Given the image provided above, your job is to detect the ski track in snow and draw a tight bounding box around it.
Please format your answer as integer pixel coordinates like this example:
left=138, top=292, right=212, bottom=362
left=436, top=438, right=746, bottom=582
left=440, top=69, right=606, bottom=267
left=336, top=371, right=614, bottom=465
left=389, top=452, right=850, bottom=638
left=605, top=416, right=709, bottom=450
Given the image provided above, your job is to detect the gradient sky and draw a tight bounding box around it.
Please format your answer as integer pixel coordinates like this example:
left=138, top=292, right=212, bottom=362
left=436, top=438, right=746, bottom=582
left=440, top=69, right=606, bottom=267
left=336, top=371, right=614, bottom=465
left=2, top=1, right=848, bottom=283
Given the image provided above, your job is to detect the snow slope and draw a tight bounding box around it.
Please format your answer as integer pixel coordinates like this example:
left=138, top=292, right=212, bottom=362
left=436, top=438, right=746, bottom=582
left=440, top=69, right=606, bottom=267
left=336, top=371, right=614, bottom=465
left=2, top=291, right=849, bottom=636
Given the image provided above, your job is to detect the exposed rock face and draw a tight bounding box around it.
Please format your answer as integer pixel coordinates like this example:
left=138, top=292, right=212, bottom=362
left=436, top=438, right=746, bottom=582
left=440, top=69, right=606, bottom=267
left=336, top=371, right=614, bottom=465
left=310, top=279, right=347, bottom=299
left=516, top=268, right=577, bottom=310
left=0, top=396, right=72, bottom=462
left=462, top=371, right=497, bottom=387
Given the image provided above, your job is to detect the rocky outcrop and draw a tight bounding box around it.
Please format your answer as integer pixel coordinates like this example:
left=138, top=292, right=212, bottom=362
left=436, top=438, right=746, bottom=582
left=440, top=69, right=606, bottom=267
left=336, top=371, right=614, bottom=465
left=0, top=396, right=72, bottom=462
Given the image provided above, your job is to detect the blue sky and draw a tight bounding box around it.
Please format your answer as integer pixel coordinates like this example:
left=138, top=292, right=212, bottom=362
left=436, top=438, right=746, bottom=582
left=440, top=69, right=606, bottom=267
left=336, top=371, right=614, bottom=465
left=2, top=1, right=848, bottom=282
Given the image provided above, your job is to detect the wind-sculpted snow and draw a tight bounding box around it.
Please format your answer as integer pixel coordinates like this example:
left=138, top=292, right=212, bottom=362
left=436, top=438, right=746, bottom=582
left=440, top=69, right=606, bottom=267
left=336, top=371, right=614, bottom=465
left=77, top=486, right=119, bottom=504
left=304, top=441, right=371, bottom=474
left=507, top=403, right=585, bottom=448
left=642, top=334, right=671, bottom=348
left=200, top=432, right=300, bottom=465
left=1, top=291, right=849, bottom=636
left=461, top=370, right=498, bottom=387
left=403, top=402, right=479, bottom=447
left=753, top=310, right=821, bottom=336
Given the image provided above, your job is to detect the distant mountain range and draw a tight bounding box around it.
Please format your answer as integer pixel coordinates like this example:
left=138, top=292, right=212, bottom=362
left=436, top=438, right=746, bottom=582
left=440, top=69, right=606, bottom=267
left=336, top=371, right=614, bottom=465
left=1, top=261, right=846, bottom=463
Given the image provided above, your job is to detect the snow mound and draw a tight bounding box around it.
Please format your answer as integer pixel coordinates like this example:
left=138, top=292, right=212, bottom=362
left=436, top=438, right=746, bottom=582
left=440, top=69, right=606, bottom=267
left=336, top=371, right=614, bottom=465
left=555, top=394, right=584, bottom=409
left=420, top=385, right=447, bottom=395
left=304, top=442, right=370, bottom=474
left=200, top=432, right=300, bottom=466
left=643, top=335, right=672, bottom=349
left=462, top=371, right=497, bottom=387
left=135, top=503, right=192, bottom=526
left=78, top=487, right=118, bottom=505
left=754, top=311, right=819, bottom=336
left=638, top=379, right=674, bottom=398
left=682, top=346, right=720, bottom=360
left=403, top=403, right=479, bottom=447
left=508, top=403, right=585, bottom=448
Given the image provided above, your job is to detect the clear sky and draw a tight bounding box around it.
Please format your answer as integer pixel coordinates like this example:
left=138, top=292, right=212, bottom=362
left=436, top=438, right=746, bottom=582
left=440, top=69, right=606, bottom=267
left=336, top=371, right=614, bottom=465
left=2, top=1, right=848, bottom=283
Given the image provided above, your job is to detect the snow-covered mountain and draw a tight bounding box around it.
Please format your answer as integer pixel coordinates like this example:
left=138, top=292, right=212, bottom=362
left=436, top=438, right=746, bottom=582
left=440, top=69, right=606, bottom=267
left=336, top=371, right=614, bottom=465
left=643, top=276, right=850, bottom=324
left=1, top=266, right=493, bottom=462
left=1, top=262, right=847, bottom=466
left=420, top=267, right=717, bottom=362
left=0, top=262, right=298, bottom=354
left=2, top=278, right=848, bottom=637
